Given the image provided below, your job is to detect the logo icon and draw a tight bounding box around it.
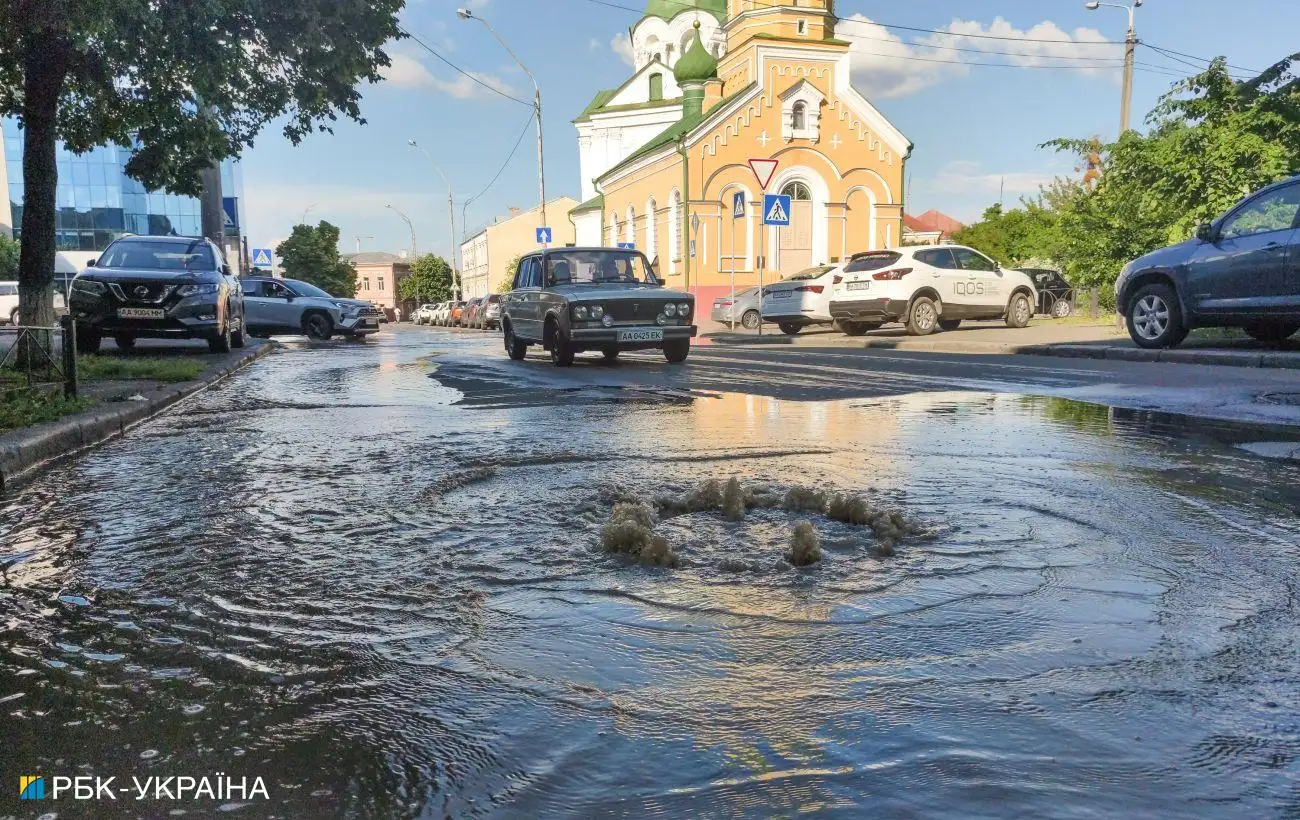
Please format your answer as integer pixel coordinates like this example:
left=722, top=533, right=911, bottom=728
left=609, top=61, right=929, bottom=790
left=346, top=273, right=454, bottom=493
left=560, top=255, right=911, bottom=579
left=20, top=776, right=45, bottom=800
left=134, top=285, right=151, bottom=299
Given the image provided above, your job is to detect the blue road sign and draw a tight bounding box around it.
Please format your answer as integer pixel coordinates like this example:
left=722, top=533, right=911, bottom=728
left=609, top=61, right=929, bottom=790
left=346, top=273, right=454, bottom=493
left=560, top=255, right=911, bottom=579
left=252, top=248, right=273, bottom=268
left=732, top=191, right=746, bottom=219
left=617, top=242, right=636, bottom=250
left=763, top=194, right=792, bottom=227
left=536, top=227, right=553, bottom=245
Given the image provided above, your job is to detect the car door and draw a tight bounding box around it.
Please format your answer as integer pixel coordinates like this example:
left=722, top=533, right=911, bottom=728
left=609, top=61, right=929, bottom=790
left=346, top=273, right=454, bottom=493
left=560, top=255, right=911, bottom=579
left=1185, top=181, right=1300, bottom=316
left=263, top=280, right=302, bottom=329
left=913, top=248, right=967, bottom=313
left=508, top=256, right=542, bottom=340
left=949, top=247, right=1005, bottom=317
left=241, top=280, right=273, bottom=330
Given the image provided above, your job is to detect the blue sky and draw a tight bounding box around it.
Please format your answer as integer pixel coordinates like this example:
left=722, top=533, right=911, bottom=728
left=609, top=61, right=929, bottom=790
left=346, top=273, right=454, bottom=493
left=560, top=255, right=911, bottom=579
left=241, top=0, right=1299, bottom=259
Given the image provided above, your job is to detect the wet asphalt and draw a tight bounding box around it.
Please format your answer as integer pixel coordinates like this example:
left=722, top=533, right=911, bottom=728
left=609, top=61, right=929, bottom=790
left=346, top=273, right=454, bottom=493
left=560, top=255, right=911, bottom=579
left=1, top=324, right=1298, bottom=818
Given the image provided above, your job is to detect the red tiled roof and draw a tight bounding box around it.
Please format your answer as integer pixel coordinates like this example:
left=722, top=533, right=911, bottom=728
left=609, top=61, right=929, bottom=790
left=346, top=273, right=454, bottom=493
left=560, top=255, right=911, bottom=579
left=911, top=209, right=965, bottom=235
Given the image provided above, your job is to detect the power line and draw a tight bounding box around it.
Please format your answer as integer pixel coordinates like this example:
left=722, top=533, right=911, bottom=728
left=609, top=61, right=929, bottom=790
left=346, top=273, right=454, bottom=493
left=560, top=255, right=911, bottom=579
left=464, top=111, right=537, bottom=209
left=1140, top=43, right=1255, bottom=80
left=397, top=25, right=533, bottom=106
left=1140, top=41, right=1262, bottom=76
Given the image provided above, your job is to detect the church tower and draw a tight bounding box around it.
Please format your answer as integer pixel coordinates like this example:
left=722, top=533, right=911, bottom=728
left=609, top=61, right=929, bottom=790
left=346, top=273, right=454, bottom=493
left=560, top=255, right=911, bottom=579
left=718, top=0, right=844, bottom=95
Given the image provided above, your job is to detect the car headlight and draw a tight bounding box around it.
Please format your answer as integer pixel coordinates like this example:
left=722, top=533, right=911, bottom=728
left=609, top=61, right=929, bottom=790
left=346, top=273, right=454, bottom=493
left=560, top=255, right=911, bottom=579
left=601, top=314, right=614, bottom=327
left=656, top=313, right=668, bottom=326
left=176, top=283, right=220, bottom=297
left=573, top=305, right=589, bottom=320
left=589, top=304, right=603, bottom=319
left=678, top=302, right=691, bottom=317
left=71, top=279, right=106, bottom=295
left=663, top=303, right=677, bottom=317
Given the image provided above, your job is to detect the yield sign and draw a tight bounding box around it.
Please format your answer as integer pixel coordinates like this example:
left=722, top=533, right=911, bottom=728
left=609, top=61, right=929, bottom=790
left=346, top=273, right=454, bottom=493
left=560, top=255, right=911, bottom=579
left=748, top=158, right=779, bottom=191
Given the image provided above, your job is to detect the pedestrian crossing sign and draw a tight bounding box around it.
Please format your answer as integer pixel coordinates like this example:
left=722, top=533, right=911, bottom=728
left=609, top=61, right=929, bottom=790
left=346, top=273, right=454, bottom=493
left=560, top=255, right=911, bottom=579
left=252, top=248, right=273, bottom=268
left=763, top=194, right=792, bottom=227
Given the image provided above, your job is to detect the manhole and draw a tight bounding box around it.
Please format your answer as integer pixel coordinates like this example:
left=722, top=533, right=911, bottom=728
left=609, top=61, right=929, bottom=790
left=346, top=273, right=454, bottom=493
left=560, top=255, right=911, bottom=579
left=1257, top=392, right=1300, bottom=406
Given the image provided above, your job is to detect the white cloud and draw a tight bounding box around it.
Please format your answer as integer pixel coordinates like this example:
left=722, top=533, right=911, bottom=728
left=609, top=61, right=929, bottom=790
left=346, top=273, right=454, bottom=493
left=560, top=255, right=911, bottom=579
left=611, top=32, right=636, bottom=68
left=839, top=15, right=1122, bottom=99
left=929, top=161, right=1060, bottom=197
left=380, top=51, right=520, bottom=100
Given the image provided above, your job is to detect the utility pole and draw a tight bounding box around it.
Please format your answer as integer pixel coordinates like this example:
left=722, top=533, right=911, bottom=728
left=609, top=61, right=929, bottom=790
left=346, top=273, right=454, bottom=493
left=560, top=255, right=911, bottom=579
left=1086, top=0, right=1142, bottom=135
left=408, top=139, right=461, bottom=299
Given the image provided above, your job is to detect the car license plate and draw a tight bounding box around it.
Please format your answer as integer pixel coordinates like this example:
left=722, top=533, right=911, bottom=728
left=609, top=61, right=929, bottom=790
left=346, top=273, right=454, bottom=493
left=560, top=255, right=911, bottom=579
left=770, top=291, right=792, bottom=299
left=617, top=328, right=663, bottom=343
left=118, top=308, right=165, bottom=319
left=847, top=281, right=870, bottom=291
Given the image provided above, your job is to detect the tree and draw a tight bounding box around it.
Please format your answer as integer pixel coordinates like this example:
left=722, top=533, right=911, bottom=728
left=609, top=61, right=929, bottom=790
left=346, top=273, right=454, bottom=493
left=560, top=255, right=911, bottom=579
left=398, top=253, right=453, bottom=303
left=952, top=199, right=1067, bottom=268
left=497, top=255, right=522, bottom=293
left=0, top=234, right=17, bottom=280
left=0, top=0, right=404, bottom=329
left=276, top=222, right=357, bottom=297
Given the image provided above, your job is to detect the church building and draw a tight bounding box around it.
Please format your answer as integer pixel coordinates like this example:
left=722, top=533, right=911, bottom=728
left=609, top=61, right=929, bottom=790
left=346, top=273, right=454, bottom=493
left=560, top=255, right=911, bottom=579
left=570, top=0, right=912, bottom=304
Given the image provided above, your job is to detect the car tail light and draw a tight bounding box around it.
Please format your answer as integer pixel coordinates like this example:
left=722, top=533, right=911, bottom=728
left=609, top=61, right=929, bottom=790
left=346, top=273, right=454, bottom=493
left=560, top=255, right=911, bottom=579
left=794, top=285, right=824, bottom=294
left=715, top=299, right=733, bottom=307
left=872, top=267, right=913, bottom=281
left=833, top=275, right=843, bottom=285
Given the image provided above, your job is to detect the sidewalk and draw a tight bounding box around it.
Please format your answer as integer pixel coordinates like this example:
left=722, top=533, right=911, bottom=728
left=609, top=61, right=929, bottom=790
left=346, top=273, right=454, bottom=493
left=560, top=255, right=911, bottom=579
left=0, top=338, right=273, bottom=492
left=701, top=318, right=1300, bottom=370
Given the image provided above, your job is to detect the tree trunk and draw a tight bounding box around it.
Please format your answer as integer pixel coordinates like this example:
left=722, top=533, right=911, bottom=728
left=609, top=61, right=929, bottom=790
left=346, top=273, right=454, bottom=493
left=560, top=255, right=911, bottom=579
left=17, top=36, right=70, bottom=331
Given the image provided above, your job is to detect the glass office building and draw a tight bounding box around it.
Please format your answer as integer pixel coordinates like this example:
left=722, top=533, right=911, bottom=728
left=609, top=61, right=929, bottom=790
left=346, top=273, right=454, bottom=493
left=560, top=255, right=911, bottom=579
left=1, top=118, right=245, bottom=257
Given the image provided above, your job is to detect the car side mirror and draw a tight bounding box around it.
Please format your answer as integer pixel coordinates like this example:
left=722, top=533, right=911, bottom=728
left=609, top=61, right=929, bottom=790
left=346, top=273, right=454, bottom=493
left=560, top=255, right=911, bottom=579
left=1196, top=223, right=1215, bottom=243
left=86, top=258, right=97, bottom=268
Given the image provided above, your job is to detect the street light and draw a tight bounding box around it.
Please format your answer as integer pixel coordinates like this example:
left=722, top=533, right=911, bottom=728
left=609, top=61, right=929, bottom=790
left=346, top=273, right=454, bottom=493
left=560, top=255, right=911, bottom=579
left=385, top=204, right=418, bottom=260
left=456, top=7, right=548, bottom=241
left=408, top=138, right=461, bottom=300
left=1086, top=0, right=1142, bottom=135
left=301, top=202, right=318, bottom=225
left=354, top=235, right=375, bottom=254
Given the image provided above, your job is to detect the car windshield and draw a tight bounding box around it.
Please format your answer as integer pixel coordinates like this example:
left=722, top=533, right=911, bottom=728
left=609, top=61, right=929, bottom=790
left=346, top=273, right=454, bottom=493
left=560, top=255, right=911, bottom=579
left=99, top=240, right=215, bottom=271
left=284, top=280, right=335, bottom=299
left=784, top=265, right=835, bottom=282
left=545, top=250, right=658, bottom=286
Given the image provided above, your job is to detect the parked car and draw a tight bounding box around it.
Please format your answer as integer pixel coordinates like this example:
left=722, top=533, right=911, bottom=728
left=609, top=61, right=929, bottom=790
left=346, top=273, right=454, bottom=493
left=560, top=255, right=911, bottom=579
left=829, top=245, right=1038, bottom=337
left=68, top=235, right=245, bottom=353
left=240, top=277, right=382, bottom=340
left=413, top=304, right=437, bottom=325
left=462, top=297, right=483, bottom=328
left=448, top=301, right=466, bottom=326
left=478, top=294, right=502, bottom=330
left=1016, top=268, right=1075, bottom=318
left=501, top=246, right=695, bottom=366
left=710, top=287, right=762, bottom=330
left=760, top=265, right=838, bottom=335
left=430, top=301, right=450, bottom=326
left=2, top=283, right=69, bottom=324
left=1116, top=175, right=1300, bottom=349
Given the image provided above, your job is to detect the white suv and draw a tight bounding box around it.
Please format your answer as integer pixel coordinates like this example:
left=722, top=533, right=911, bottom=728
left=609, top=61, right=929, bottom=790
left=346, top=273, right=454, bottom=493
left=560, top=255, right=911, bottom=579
left=829, top=245, right=1037, bottom=336
left=759, top=264, right=838, bottom=335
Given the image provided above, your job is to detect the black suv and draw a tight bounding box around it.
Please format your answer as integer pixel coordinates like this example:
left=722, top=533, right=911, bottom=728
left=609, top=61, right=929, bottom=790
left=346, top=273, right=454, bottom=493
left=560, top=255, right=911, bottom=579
left=69, top=235, right=245, bottom=354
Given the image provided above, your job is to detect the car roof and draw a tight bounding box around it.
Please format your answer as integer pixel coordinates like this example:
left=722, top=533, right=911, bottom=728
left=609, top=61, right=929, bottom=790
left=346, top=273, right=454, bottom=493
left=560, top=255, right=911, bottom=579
left=114, top=234, right=208, bottom=245
left=530, top=246, right=645, bottom=257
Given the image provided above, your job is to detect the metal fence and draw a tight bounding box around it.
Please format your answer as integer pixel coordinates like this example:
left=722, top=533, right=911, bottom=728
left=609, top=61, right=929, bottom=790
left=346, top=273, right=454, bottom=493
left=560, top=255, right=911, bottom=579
left=0, top=317, right=79, bottom=399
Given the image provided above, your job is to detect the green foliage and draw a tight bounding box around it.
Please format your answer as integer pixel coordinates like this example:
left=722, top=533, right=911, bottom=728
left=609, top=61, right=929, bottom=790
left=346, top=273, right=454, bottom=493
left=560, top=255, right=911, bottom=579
left=497, top=255, right=522, bottom=293
left=0, top=388, right=92, bottom=434
left=0, top=234, right=17, bottom=280
left=952, top=199, right=1068, bottom=268
left=399, top=254, right=454, bottom=302
left=495, top=277, right=514, bottom=295
left=275, top=222, right=358, bottom=297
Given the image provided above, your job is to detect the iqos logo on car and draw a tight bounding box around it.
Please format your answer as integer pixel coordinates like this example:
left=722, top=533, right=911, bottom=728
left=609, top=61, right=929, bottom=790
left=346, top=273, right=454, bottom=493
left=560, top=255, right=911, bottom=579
left=954, top=281, right=986, bottom=296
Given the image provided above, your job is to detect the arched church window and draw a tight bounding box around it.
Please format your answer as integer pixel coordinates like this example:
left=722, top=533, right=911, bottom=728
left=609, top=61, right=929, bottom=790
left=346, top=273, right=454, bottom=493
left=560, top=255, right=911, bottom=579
left=782, top=181, right=812, bottom=201
left=791, top=102, right=807, bottom=131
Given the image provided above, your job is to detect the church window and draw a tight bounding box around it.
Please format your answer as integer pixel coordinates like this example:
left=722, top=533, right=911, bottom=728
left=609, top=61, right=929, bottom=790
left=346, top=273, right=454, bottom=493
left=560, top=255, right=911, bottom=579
left=797, top=19, right=808, bottom=35
left=791, top=102, right=807, bottom=131
left=649, top=73, right=663, bottom=101
left=646, top=198, right=658, bottom=258
left=782, top=181, right=812, bottom=201
left=627, top=206, right=636, bottom=244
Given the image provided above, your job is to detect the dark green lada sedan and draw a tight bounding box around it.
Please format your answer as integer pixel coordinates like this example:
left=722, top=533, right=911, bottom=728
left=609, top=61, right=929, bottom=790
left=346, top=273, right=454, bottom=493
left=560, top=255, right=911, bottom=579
left=500, top=247, right=696, bottom=366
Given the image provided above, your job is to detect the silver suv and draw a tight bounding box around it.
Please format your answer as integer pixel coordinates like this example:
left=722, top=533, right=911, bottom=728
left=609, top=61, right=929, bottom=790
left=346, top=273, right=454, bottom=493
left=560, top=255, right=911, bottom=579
left=240, top=277, right=382, bottom=340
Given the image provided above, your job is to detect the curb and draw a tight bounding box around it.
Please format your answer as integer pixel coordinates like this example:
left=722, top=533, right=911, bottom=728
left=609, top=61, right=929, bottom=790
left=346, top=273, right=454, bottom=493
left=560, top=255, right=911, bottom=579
left=0, top=341, right=275, bottom=494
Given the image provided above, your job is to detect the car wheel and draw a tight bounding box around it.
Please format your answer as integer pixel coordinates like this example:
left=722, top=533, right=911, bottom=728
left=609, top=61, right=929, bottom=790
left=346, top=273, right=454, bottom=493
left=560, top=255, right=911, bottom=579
left=8, top=308, right=17, bottom=326
left=602, top=347, right=621, bottom=363
left=906, top=296, right=939, bottom=336
left=504, top=324, right=527, bottom=360
left=840, top=321, right=882, bottom=337
left=304, top=312, right=333, bottom=341
left=1126, top=283, right=1187, bottom=349
left=1244, top=321, right=1300, bottom=343
left=778, top=322, right=802, bottom=336
left=1005, top=293, right=1032, bottom=329
left=230, top=320, right=246, bottom=349
left=549, top=329, right=574, bottom=367
left=1052, top=299, right=1074, bottom=319
left=664, top=339, right=690, bottom=364
left=939, top=319, right=963, bottom=332
left=208, top=321, right=232, bottom=354
left=741, top=310, right=761, bottom=330
left=112, top=332, right=137, bottom=351
left=76, top=326, right=102, bottom=354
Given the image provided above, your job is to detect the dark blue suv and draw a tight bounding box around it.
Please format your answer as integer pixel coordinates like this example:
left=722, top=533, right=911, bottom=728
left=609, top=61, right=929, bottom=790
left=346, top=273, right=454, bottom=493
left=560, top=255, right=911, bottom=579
left=1116, top=176, right=1300, bottom=348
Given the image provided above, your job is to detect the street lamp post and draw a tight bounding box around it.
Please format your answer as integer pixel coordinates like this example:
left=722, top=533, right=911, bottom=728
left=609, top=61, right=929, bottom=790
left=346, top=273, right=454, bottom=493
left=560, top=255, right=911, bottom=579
left=408, top=139, right=461, bottom=300
left=386, top=204, right=418, bottom=260
left=1086, top=0, right=1142, bottom=135
left=355, top=235, right=374, bottom=254
left=456, top=8, right=548, bottom=240
left=301, top=202, right=318, bottom=225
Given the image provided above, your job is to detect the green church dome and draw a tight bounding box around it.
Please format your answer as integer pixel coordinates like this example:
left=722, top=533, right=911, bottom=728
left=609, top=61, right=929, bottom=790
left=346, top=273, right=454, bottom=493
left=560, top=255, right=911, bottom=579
left=644, top=0, right=726, bottom=23
left=673, top=22, right=718, bottom=85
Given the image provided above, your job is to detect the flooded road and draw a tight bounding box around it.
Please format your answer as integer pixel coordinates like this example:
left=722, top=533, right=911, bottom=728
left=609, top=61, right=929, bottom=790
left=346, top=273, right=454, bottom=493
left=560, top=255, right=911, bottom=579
left=2, top=327, right=1299, bottom=818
